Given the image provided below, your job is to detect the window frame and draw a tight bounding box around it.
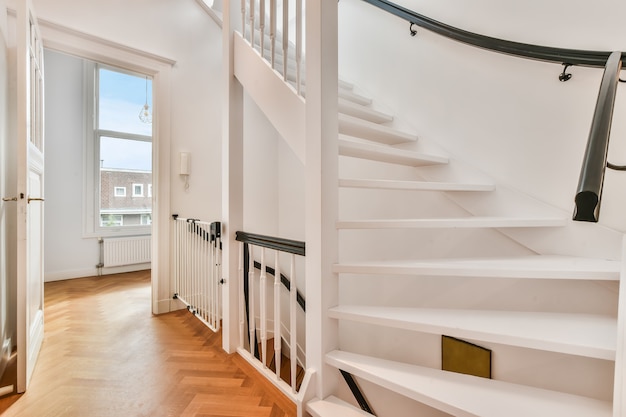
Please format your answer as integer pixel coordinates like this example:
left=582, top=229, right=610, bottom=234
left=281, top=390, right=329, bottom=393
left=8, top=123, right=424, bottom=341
left=132, top=183, right=144, bottom=197
left=82, top=62, right=153, bottom=238
left=114, top=186, right=126, bottom=197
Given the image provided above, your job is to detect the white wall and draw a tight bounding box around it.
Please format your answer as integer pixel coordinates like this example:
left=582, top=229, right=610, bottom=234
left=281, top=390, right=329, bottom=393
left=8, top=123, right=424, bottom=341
left=26, top=0, right=223, bottom=291
left=43, top=50, right=100, bottom=281
left=337, top=0, right=626, bottom=233
left=31, top=0, right=224, bottom=223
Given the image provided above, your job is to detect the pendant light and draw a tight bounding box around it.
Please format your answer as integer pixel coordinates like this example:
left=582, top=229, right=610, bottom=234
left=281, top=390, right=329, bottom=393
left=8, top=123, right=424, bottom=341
left=138, top=75, right=152, bottom=124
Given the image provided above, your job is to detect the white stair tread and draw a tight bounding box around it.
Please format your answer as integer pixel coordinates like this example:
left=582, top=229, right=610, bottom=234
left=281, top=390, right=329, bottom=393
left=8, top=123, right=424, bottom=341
left=339, top=88, right=372, bottom=106
left=292, top=80, right=371, bottom=103
left=329, top=306, right=616, bottom=359
left=339, top=79, right=355, bottom=91
left=326, top=351, right=612, bottom=417
left=307, top=396, right=371, bottom=417
left=333, top=255, right=621, bottom=280
left=339, top=114, right=417, bottom=145
left=337, top=216, right=568, bottom=229
left=339, top=136, right=448, bottom=167
left=338, top=98, right=393, bottom=124
left=339, top=178, right=494, bottom=192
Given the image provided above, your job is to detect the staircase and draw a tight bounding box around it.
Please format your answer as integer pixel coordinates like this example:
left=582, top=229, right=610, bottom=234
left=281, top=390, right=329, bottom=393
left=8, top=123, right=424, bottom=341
left=304, top=80, right=622, bottom=416
left=225, top=6, right=624, bottom=416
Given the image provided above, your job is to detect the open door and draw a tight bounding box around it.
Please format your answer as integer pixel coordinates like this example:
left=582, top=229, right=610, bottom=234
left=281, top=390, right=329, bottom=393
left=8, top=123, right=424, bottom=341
left=15, top=0, right=45, bottom=393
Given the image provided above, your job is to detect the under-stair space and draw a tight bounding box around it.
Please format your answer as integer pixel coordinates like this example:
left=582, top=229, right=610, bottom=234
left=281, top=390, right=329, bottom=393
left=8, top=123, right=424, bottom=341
left=258, top=338, right=306, bottom=391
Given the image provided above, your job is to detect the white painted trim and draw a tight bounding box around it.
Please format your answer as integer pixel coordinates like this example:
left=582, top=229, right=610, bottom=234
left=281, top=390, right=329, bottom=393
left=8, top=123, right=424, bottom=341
left=154, top=299, right=173, bottom=315
left=221, top=0, right=245, bottom=354
left=297, top=370, right=317, bottom=417
left=37, top=17, right=176, bottom=66
left=233, top=33, right=306, bottom=163
left=44, top=268, right=98, bottom=282
left=44, top=264, right=151, bottom=282
left=305, top=0, right=340, bottom=400
left=34, top=18, right=173, bottom=316
left=612, top=234, right=626, bottom=417
left=195, top=0, right=223, bottom=28
left=237, top=347, right=299, bottom=400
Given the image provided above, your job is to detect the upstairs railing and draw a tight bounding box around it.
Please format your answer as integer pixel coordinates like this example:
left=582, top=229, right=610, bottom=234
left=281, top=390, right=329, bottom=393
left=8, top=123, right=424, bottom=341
left=362, top=0, right=625, bottom=223
left=235, top=231, right=307, bottom=395
left=241, top=0, right=304, bottom=95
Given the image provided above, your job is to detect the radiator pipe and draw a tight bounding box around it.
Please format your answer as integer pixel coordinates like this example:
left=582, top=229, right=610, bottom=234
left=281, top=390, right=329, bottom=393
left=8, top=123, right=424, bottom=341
left=96, top=237, right=104, bottom=276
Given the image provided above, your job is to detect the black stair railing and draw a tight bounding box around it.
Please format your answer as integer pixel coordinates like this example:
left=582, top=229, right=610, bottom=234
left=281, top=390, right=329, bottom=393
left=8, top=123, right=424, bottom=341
left=361, top=0, right=624, bottom=68
left=362, top=0, right=625, bottom=222
left=573, top=52, right=622, bottom=222
left=235, top=231, right=306, bottom=370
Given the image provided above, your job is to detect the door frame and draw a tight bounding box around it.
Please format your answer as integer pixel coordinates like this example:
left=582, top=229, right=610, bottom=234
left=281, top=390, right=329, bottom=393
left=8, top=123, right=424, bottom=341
left=36, top=20, right=176, bottom=315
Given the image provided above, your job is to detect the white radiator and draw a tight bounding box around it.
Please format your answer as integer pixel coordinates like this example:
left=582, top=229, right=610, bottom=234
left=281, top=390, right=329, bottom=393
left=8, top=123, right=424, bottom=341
left=103, top=236, right=151, bottom=267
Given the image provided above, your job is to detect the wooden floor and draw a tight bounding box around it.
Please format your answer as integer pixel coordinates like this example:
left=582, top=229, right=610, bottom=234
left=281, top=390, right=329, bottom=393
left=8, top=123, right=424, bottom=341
left=0, top=270, right=296, bottom=417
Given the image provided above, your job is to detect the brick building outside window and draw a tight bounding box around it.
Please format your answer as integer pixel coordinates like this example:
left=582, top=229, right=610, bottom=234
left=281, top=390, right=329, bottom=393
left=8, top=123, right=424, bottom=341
left=100, top=168, right=152, bottom=227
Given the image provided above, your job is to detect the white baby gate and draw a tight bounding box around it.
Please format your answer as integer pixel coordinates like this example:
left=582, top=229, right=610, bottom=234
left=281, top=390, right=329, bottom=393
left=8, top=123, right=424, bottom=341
left=172, top=216, right=222, bottom=332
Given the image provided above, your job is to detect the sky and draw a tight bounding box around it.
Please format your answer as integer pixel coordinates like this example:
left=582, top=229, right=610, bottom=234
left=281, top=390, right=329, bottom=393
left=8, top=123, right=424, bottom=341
left=98, top=68, right=153, bottom=171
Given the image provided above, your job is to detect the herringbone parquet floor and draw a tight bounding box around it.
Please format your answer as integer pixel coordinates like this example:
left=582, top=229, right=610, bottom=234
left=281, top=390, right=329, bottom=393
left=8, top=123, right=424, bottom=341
left=0, top=270, right=296, bottom=417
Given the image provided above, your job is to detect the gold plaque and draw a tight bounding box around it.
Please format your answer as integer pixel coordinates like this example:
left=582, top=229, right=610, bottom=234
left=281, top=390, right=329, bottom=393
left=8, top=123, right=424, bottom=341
left=441, top=335, right=491, bottom=379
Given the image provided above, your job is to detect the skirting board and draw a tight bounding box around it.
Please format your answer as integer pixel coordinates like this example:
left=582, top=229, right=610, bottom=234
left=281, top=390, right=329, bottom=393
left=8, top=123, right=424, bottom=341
left=45, top=263, right=151, bottom=282
left=154, top=299, right=174, bottom=315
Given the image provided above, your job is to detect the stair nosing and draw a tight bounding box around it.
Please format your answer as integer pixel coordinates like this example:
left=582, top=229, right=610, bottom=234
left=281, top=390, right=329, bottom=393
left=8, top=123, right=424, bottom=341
left=328, top=305, right=616, bottom=360
left=306, top=396, right=372, bottom=417
left=325, top=350, right=612, bottom=417
left=339, top=178, right=494, bottom=192
left=332, top=255, right=620, bottom=280
left=338, top=98, right=394, bottom=124
left=338, top=136, right=448, bottom=167
left=339, top=113, right=417, bottom=145
left=336, top=217, right=568, bottom=229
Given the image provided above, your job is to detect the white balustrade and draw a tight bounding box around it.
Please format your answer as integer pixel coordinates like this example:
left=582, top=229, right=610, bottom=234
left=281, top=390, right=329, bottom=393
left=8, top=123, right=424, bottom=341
left=241, top=0, right=305, bottom=97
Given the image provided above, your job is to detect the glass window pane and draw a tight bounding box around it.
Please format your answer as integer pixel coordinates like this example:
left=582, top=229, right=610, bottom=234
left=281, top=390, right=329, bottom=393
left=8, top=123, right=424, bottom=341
left=99, top=136, right=152, bottom=228
left=98, top=68, right=152, bottom=136
left=100, top=136, right=152, bottom=171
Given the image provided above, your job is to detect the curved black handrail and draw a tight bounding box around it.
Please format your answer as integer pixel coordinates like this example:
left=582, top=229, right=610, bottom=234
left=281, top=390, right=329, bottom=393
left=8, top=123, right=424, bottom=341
left=362, top=0, right=624, bottom=68
left=236, top=231, right=305, bottom=256
left=573, top=51, right=622, bottom=222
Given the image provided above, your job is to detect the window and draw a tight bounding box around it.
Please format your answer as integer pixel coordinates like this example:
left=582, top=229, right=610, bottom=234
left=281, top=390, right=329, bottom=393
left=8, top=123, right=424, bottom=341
left=83, top=63, right=153, bottom=237
left=100, top=214, right=123, bottom=227
left=148, top=184, right=152, bottom=197
left=132, top=183, right=144, bottom=197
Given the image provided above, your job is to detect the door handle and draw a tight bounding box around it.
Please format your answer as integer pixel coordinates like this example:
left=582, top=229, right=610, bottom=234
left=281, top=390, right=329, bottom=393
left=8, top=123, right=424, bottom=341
left=2, top=197, right=17, bottom=202
left=27, top=197, right=44, bottom=203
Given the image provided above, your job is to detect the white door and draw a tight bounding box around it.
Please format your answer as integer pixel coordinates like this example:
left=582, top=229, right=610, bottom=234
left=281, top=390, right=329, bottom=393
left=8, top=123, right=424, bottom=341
left=15, top=0, right=45, bottom=393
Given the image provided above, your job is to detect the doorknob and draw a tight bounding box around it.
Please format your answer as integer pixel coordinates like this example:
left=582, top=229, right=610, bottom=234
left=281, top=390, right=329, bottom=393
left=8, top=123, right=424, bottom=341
left=2, top=197, right=17, bottom=202
left=27, top=197, right=44, bottom=203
